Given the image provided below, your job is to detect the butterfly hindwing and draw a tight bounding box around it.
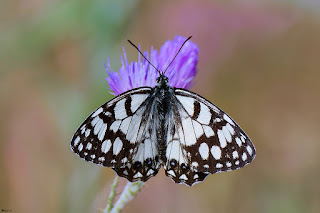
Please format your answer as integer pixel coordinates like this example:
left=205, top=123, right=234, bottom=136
left=70, top=87, right=161, bottom=181
left=113, top=101, right=161, bottom=181
left=162, top=98, right=209, bottom=186
left=162, top=88, right=256, bottom=186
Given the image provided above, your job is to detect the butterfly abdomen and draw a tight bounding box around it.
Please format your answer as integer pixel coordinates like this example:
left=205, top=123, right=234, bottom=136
left=153, top=84, right=175, bottom=162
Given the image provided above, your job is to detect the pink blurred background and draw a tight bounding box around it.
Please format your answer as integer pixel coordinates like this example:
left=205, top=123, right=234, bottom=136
left=1, top=0, right=320, bottom=212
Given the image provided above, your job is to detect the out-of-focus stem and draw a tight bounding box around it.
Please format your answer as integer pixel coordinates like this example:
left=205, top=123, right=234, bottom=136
left=104, top=176, right=119, bottom=213
left=103, top=176, right=144, bottom=213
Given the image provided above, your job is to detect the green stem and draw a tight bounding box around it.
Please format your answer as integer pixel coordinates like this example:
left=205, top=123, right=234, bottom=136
left=104, top=176, right=119, bottom=213
left=103, top=176, right=144, bottom=213
left=110, top=181, right=144, bottom=213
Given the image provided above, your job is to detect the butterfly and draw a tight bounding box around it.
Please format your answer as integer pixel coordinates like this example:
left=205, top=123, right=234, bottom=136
left=70, top=36, right=256, bottom=186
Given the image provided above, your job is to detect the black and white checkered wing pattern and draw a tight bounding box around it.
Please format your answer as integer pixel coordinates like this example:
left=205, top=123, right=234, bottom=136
left=164, top=88, right=256, bottom=186
left=70, top=87, right=160, bottom=182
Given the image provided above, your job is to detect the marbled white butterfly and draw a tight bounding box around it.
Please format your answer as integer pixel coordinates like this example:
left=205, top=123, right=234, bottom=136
left=70, top=37, right=256, bottom=186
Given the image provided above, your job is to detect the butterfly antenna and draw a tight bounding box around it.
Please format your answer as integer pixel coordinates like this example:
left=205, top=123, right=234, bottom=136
left=128, top=40, right=160, bottom=75
left=164, top=36, right=192, bottom=74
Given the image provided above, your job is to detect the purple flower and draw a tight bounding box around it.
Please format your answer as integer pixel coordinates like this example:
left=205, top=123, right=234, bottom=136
left=105, top=35, right=199, bottom=95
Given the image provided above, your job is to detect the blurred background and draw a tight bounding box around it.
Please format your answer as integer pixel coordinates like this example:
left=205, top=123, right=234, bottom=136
left=1, top=0, right=320, bottom=212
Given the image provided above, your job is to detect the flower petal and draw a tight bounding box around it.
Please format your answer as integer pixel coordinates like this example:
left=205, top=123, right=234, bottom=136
left=105, top=35, right=199, bottom=95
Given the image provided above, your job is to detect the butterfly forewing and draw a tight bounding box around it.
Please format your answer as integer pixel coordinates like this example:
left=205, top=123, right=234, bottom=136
left=70, top=87, right=161, bottom=181
left=171, top=89, right=256, bottom=177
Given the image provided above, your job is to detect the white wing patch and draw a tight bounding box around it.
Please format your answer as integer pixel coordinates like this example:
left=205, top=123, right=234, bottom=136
left=203, top=125, right=214, bottom=137
left=130, top=94, right=149, bottom=113
left=217, top=129, right=227, bottom=148
left=101, top=139, right=112, bottom=153
left=211, top=145, right=221, bottom=160
left=92, top=107, right=103, bottom=117
left=199, top=143, right=209, bottom=160
left=126, top=112, right=144, bottom=144
left=143, top=138, right=157, bottom=159
left=181, top=116, right=197, bottom=146
left=114, top=98, right=127, bottom=120
left=97, top=123, right=108, bottom=141
left=166, top=139, right=186, bottom=165
left=176, top=95, right=194, bottom=116
left=113, top=137, right=123, bottom=155
left=119, top=117, right=131, bottom=134
left=197, top=102, right=211, bottom=125
left=110, top=120, right=121, bottom=133
left=192, top=120, right=204, bottom=139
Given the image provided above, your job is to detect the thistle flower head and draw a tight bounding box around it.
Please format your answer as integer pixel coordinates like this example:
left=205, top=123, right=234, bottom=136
left=105, top=35, right=199, bottom=95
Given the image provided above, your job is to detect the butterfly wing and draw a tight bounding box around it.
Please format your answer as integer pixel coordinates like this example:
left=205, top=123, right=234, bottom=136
left=70, top=87, right=160, bottom=181
left=164, top=88, right=256, bottom=186
left=163, top=100, right=210, bottom=186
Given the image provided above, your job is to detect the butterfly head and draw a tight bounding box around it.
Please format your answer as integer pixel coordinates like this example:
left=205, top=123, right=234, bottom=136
left=156, top=73, right=169, bottom=87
